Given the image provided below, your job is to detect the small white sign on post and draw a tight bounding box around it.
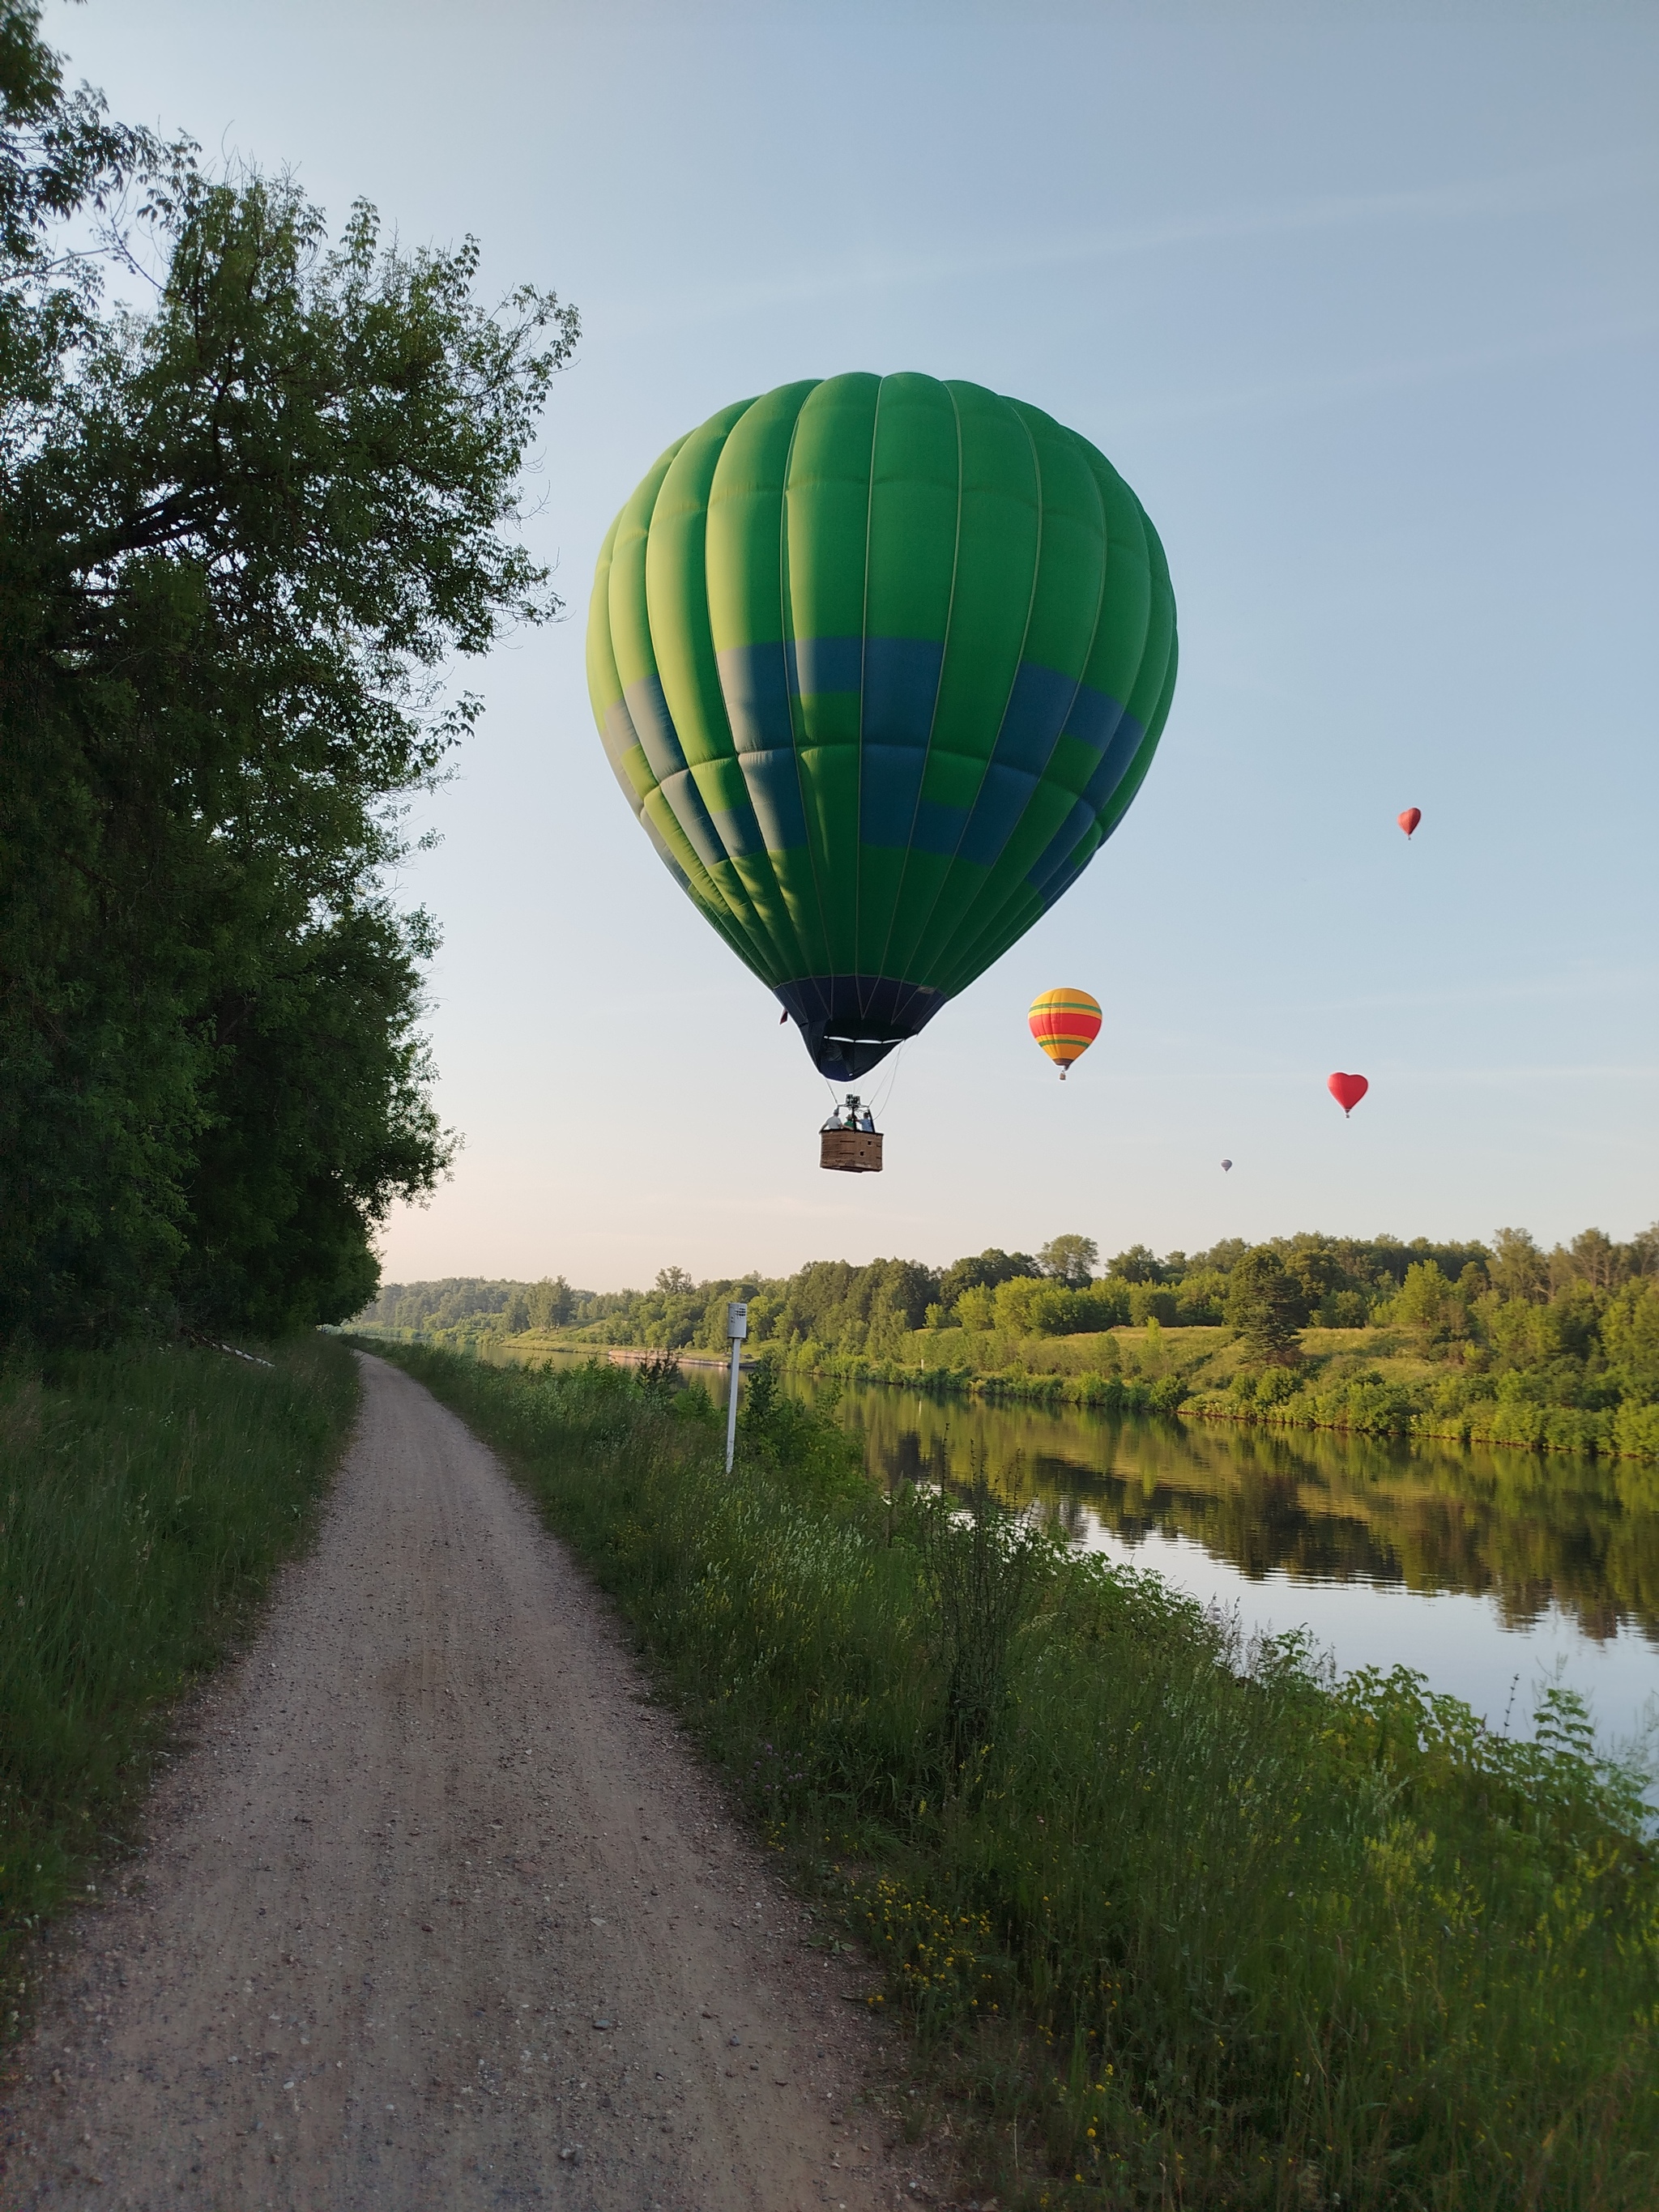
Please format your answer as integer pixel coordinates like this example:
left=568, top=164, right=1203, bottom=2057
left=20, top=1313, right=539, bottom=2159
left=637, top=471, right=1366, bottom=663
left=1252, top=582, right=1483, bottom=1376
left=724, top=1302, right=748, bottom=1472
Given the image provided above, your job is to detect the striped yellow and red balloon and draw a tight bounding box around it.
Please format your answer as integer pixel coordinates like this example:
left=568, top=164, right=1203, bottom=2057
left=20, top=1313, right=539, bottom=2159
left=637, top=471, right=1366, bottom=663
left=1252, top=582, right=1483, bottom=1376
left=1028, top=987, right=1102, bottom=1080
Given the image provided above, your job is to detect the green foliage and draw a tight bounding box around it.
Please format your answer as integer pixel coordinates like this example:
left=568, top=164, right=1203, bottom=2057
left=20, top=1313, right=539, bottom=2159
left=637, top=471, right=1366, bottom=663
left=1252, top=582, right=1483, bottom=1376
left=915, top=1468, right=1055, bottom=1779
left=992, top=1276, right=1050, bottom=1336
left=1105, top=1242, right=1164, bottom=1284
left=0, top=1333, right=358, bottom=1989
left=377, top=1341, right=1659, bottom=2210
left=1605, top=1280, right=1659, bottom=1402
left=0, top=7, right=576, bottom=1345
left=939, top=1248, right=1041, bottom=1309
left=358, top=1217, right=1659, bottom=1462
left=1127, top=1281, right=1178, bottom=1328
left=1026, top=1285, right=1129, bottom=1335
left=1172, top=1268, right=1230, bottom=1325
left=1226, top=1247, right=1307, bottom=1367
left=1036, top=1233, right=1098, bottom=1288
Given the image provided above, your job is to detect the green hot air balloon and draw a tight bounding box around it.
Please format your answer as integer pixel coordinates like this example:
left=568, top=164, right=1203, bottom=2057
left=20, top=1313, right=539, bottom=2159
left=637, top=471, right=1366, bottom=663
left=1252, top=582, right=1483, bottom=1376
left=586, top=373, right=1177, bottom=1081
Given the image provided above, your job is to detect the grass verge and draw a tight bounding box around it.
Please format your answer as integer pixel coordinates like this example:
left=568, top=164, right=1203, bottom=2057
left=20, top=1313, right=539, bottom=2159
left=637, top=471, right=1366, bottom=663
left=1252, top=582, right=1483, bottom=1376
left=1, top=1334, right=359, bottom=2022
left=365, top=1341, right=1659, bottom=2211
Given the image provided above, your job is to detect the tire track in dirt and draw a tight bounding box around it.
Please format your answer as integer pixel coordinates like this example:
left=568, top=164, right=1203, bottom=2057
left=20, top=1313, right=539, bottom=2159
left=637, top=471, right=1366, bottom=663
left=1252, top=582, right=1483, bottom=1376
left=2, top=1353, right=932, bottom=2210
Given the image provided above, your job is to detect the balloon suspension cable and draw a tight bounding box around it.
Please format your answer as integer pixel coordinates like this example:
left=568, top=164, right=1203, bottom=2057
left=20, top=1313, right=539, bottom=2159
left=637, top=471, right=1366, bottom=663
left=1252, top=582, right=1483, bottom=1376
left=867, top=1040, right=909, bottom=1123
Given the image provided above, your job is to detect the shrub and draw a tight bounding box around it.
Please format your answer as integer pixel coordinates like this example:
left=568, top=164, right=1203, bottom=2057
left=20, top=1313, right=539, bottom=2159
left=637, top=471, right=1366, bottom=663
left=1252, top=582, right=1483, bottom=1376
left=1128, top=1281, right=1178, bottom=1328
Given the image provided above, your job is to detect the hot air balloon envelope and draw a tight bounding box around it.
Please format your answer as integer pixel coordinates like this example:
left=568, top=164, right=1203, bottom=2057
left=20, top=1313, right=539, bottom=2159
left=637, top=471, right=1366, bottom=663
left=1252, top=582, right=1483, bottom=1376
left=1398, top=808, right=1421, bottom=838
left=1328, top=1072, right=1369, bottom=1117
left=587, top=374, right=1179, bottom=1080
left=1221, top=1158, right=1232, bottom=1171
left=1029, top=987, right=1102, bottom=1079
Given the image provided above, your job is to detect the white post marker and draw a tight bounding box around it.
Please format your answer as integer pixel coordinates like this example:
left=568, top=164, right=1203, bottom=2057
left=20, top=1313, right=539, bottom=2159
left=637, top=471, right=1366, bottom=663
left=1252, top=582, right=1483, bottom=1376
left=724, top=1301, right=748, bottom=1473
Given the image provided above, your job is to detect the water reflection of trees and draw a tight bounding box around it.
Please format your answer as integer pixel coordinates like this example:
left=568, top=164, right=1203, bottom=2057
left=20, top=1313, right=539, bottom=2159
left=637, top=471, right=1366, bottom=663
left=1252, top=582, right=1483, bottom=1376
left=818, top=1382, right=1659, bottom=1647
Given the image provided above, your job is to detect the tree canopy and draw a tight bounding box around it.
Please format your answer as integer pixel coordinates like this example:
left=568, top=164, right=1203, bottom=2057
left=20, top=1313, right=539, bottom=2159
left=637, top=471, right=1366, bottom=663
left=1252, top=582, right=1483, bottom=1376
left=0, top=2, right=577, bottom=1344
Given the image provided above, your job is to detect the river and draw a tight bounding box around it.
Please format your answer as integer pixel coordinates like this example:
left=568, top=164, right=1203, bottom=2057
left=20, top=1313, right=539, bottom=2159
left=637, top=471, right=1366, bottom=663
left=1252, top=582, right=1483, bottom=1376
left=489, top=1343, right=1659, bottom=1764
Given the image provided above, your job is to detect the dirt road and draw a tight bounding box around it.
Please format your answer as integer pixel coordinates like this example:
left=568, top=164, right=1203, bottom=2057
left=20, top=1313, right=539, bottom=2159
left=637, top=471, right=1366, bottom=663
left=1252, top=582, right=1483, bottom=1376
left=2, top=1354, right=924, bottom=2210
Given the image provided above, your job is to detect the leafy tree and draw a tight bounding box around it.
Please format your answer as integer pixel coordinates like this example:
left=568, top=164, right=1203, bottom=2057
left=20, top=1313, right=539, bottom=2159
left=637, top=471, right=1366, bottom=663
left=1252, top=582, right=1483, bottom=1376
left=655, top=1267, right=694, bottom=1294
left=1193, top=1238, right=1250, bottom=1272
left=1038, top=1233, right=1098, bottom=1287
left=1552, top=1229, right=1633, bottom=1293
left=1488, top=1228, right=1548, bottom=1303
left=939, top=1248, right=1038, bottom=1308
left=1174, top=1269, right=1230, bottom=1326
left=992, top=1276, right=1051, bottom=1335
left=1026, top=1285, right=1128, bottom=1334
left=1602, top=1281, right=1659, bottom=1403
left=0, top=5, right=577, bottom=1344
left=1389, top=1260, right=1478, bottom=1350
left=1226, top=1247, right=1307, bottom=1367
left=1107, top=1243, right=1165, bottom=1285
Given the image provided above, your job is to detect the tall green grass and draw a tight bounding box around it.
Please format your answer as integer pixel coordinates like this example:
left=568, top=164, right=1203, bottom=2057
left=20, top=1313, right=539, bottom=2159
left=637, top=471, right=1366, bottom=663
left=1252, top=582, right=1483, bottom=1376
left=375, top=1341, right=1659, bottom=2210
left=1, top=1336, right=358, bottom=2010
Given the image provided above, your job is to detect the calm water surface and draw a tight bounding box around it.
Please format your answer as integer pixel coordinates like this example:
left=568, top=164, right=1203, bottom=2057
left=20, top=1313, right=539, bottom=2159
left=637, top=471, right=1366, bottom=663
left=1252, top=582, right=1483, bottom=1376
left=499, top=1345, right=1659, bottom=1761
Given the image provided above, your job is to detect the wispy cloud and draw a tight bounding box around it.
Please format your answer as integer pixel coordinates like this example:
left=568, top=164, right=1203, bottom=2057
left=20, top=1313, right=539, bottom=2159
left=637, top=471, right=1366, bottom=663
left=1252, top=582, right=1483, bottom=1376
left=1111, top=309, right=1659, bottom=427
left=593, top=148, right=1656, bottom=339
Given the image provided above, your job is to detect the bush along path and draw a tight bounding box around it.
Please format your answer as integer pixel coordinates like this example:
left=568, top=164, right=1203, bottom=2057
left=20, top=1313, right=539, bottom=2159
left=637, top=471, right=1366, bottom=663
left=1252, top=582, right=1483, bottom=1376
left=372, top=1343, right=1659, bottom=2212
left=0, top=1335, right=360, bottom=2013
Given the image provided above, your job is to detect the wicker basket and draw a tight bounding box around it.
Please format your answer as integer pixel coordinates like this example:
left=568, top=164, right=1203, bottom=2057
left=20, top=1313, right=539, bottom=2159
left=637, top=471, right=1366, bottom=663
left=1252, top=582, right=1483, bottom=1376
left=820, top=1127, right=884, bottom=1174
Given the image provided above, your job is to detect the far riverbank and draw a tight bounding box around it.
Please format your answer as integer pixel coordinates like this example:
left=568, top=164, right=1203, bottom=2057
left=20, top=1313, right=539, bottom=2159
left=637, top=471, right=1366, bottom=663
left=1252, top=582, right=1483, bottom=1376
left=354, top=1317, right=1659, bottom=1467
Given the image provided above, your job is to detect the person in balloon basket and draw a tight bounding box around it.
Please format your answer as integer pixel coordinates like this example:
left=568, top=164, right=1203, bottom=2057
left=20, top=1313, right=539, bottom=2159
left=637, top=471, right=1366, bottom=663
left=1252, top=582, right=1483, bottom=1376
left=821, top=1098, right=876, bottom=1134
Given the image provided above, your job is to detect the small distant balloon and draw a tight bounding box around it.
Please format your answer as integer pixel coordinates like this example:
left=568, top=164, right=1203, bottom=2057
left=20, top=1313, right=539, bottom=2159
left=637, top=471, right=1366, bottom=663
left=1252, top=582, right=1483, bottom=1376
left=1328, top=1072, right=1369, bottom=1118
left=1221, top=1157, right=1233, bottom=1172
left=1398, top=807, right=1422, bottom=838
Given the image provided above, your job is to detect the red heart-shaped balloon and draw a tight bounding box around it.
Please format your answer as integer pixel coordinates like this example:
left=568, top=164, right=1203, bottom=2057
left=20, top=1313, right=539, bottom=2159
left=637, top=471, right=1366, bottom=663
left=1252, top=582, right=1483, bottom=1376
left=1328, top=1072, right=1369, bottom=1116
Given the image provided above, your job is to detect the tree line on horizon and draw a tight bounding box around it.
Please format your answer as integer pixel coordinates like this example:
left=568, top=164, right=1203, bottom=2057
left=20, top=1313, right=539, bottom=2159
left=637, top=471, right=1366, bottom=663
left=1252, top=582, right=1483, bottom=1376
left=356, top=1217, right=1659, bottom=1354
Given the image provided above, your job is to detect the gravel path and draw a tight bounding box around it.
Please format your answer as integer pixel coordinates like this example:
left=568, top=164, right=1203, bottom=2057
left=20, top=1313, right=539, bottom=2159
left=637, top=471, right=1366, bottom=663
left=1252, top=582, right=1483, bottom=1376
left=2, top=1353, right=927, bottom=2210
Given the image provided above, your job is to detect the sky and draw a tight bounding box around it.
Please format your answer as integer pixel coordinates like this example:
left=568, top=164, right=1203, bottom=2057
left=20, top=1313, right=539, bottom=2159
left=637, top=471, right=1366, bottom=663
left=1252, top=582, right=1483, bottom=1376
left=53, top=2, right=1659, bottom=1292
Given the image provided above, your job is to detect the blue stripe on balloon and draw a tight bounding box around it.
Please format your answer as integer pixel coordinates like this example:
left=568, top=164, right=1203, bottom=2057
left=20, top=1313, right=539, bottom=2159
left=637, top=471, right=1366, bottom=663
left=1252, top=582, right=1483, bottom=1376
left=857, top=637, right=946, bottom=844
left=705, top=791, right=766, bottom=859
left=787, top=634, right=864, bottom=696
left=659, top=765, right=730, bottom=874
left=859, top=744, right=927, bottom=847
left=704, top=641, right=1140, bottom=872
left=599, top=698, right=648, bottom=809
left=989, top=660, right=1080, bottom=776
left=637, top=809, right=691, bottom=891
left=740, top=748, right=808, bottom=851
left=863, top=637, right=945, bottom=744
left=910, top=795, right=970, bottom=856
left=1026, top=798, right=1095, bottom=895
left=1063, top=680, right=1129, bottom=755
left=717, top=640, right=795, bottom=752
left=623, top=671, right=689, bottom=783
left=959, top=761, right=1038, bottom=866
left=1025, top=699, right=1146, bottom=892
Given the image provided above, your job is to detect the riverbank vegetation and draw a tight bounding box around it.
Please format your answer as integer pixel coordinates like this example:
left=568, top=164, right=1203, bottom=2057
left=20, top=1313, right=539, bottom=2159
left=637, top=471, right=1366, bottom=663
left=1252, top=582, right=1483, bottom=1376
left=357, top=1217, right=1659, bottom=1460
left=0, top=1337, right=359, bottom=2020
left=365, top=1340, right=1659, bottom=2210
